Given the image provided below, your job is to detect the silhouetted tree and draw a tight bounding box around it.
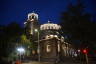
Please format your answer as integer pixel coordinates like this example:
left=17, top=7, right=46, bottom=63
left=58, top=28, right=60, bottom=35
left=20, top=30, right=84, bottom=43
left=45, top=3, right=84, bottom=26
left=60, top=2, right=96, bottom=49
left=0, top=22, right=24, bottom=60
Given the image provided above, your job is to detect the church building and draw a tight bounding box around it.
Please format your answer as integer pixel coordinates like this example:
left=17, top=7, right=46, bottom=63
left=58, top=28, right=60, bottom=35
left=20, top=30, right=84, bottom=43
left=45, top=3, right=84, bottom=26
left=24, top=12, right=77, bottom=62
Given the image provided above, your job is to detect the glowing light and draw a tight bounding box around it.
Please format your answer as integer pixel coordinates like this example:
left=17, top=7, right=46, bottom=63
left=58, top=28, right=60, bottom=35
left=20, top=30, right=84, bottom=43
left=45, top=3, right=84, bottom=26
left=17, top=47, right=25, bottom=53
left=50, top=35, right=54, bottom=38
left=83, top=49, right=88, bottom=54
left=78, top=49, right=81, bottom=52
left=24, top=22, right=27, bottom=24
left=35, top=29, right=38, bottom=32
left=54, top=35, right=58, bottom=38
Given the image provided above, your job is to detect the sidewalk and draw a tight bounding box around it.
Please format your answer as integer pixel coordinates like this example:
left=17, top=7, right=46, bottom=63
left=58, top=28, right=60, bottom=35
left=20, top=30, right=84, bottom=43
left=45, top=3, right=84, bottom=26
left=22, top=61, right=80, bottom=64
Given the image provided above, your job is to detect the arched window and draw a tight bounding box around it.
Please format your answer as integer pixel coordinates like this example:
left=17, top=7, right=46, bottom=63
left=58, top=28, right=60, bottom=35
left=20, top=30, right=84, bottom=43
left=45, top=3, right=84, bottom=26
left=46, top=44, right=51, bottom=53
left=46, top=42, right=51, bottom=53
left=32, top=15, right=35, bottom=19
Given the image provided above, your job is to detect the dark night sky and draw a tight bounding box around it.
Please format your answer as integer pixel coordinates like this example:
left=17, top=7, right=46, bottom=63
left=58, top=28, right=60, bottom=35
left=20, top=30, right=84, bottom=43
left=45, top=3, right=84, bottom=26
left=0, top=0, right=96, bottom=26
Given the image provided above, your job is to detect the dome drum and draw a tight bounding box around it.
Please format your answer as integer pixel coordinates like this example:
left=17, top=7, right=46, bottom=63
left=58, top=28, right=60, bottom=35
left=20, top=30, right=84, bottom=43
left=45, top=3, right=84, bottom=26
left=40, top=22, right=61, bottom=30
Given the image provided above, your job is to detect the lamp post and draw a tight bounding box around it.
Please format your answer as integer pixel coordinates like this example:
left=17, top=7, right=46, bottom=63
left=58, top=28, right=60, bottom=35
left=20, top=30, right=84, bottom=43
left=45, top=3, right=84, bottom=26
left=35, top=29, right=40, bottom=62
left=17, top=47, right=25, bottom=62
left=78, top=49, right=81, bottom=64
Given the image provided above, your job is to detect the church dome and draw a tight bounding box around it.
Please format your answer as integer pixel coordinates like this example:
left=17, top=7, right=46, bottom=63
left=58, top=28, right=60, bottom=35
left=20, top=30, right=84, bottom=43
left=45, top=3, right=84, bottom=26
left=40, top=21, right=61, bottom=30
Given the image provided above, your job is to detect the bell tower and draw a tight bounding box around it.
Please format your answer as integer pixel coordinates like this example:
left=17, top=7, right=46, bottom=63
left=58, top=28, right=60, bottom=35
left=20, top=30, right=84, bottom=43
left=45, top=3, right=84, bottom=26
left=24, top=12, right=39, bottom=39
left=28, top=12, right=38, bottom=22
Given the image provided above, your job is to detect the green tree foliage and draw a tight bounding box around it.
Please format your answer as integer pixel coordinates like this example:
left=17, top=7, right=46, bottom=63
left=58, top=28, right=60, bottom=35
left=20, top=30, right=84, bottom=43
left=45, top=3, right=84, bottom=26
left=19, top=34, right=36, bottom=51
left=20, top=34, right=30, bottom=44
left=60, top=2, right=96, bottom=48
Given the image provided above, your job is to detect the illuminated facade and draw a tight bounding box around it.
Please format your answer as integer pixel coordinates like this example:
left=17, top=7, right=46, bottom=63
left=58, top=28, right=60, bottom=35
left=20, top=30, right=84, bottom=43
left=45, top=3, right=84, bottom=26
left=24, top=12, right=77, bottom=62
left=24, top=12, right=39, bottom=40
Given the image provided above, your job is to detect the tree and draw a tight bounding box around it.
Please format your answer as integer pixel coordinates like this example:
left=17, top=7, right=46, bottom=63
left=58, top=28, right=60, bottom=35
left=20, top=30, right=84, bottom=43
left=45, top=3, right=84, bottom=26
left=59, top=2, right=96, bottom=48
left=0, top=22, right=24, bottom=59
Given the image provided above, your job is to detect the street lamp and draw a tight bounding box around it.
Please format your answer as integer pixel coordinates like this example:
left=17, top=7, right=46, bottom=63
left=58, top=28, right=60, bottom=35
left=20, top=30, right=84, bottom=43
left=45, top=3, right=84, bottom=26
left=35, top=29, right=40, bottom=62
left=17, top=47, right=25, bottom=62
left=77, top=49, right=81, bottom=64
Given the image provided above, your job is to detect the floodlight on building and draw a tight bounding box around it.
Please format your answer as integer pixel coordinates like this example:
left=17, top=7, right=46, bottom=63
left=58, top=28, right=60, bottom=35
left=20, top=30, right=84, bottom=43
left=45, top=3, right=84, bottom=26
left=24, top=22, right=27, bottom=24
left=50, top=35, right=54, bottom=38
left=54, top=35, right=58, bottom=38
left=35, top=29, right=38, bottom=32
